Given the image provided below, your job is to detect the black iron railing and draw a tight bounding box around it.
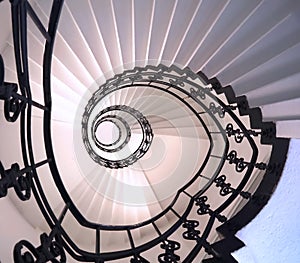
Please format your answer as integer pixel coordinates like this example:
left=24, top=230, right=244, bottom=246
left=0, top=1, right=289, bottom=262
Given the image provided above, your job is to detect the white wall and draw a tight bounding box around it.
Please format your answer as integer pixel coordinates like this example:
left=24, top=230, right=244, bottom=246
left=0, top=197, right=40, bottom=263
left=233, top=139, right=300, bottom=262
left=0, top=1, right=11, bottom=53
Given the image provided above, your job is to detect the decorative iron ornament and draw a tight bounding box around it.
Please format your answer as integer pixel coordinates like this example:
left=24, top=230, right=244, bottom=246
left=0, top=158, right=48, bottom=201
left=226, top=123, right=260, bottom=143
left=158, top=240, right=181, bottom=263
left=0, top=0, right=290, bottom=262
left=214, top=175, right=251, bottom=199
left=226, top=150, right=268, bottom=172
left=0, top=82, right=47, bottom=122
left=190, top=86, right=213, bottom=100
left=0, top=81, right=26, bottom=122
left=182, top=220, right=201, bottom=241
left=13, top=228, right=66, bottom=263
left=214, top=175, right=234, bottom=196
left=0, top=56, right=25, bottom=122
left=195, top=196, right=227, bottom=223
left=0, top=162, right=32, bottom=201
left=209, top=102, right=225, bottom=118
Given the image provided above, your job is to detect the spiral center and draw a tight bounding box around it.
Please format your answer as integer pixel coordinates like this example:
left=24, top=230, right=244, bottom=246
left=94, top=120, right=120, bottom=146
left=82, top=104, right=154, bottom=169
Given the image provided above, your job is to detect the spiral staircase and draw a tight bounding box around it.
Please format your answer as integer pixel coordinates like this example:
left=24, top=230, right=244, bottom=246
left=0, top=0, right=299, bottom=262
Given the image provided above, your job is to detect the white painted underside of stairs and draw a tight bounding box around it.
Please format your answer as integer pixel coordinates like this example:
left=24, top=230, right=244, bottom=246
left=1, top=0, right=300, bottom=262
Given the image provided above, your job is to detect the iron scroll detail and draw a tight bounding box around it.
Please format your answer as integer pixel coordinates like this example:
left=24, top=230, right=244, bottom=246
left=13, top=228, right=66, bottom=263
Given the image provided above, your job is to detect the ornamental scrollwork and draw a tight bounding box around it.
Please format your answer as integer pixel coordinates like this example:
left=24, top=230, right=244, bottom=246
left=0, top=81, right=26, bottom=122
left=226, top=150, right=248, bottom=172
left=182, top=220, right=201, bottom=241
left=214, top=175, right=234, bottom=196
left=226, top=123, right=260, bottom=143
left=0, top=162, right=32, bottom=201
left=209, top=102, right=225, bottom=118
left=214, top=175, right=251, bottom=199
left=158, top=240, right=181, bottom=263
left=226, top=150, right=268, bottom=172
left=13, top=229, right=66, bottom=263
left=194, top=196, right=227, bottom=223
left=190, top=87, right=212, bottom=100
left=169, top=76, right=185, bottom=87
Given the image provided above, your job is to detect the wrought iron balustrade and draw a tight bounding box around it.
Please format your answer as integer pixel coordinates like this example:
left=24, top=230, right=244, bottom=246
left=0, top=0, right=289, bottom=262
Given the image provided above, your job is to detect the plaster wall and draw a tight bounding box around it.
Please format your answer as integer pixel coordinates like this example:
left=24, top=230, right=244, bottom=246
left=0, top=197, right=40, bottom=263
left=233, top=139, right=300, bottom=262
